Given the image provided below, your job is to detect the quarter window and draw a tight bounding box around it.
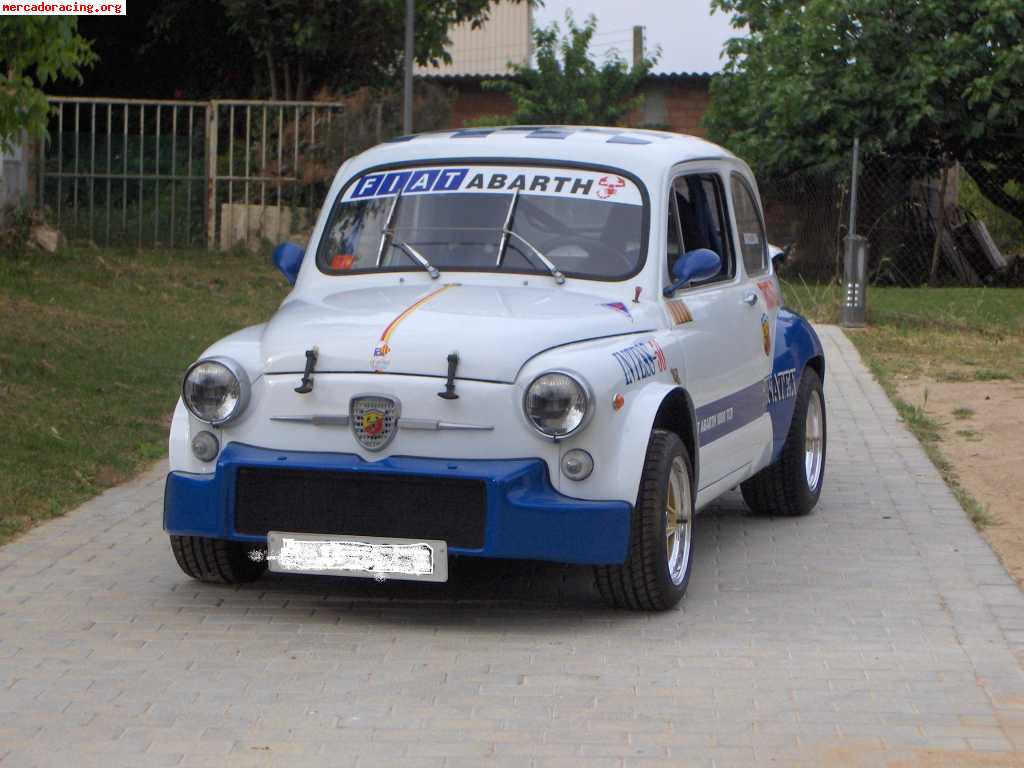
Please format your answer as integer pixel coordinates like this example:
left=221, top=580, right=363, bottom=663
left=730, top=174, right=768, bottom=276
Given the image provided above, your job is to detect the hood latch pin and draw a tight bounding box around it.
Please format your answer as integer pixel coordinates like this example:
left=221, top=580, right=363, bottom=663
left=438, top=352, right=459, bottom=400
left=295, top=347, right=318, bottom=394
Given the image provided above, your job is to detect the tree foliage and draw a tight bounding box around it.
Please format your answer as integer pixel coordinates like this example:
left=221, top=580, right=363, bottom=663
left=0, top=17, right=95, bottom=152
left=479, top=13, right=658, bottom=126
left=705, top=0, right=1024, bottom=219
left=148, top=0, right=529, bottom=100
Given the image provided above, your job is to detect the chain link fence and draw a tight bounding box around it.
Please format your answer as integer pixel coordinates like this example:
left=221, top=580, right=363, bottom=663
left=759, top=153, right=1023, bottom=287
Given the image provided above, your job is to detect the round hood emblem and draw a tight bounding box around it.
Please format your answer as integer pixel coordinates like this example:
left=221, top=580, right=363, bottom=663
left=350, top=395, right=400, bottom=451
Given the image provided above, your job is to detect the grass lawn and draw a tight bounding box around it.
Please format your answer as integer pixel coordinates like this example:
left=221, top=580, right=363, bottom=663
left=1, top=250, right=1019, bottom=550
left=0, top=248, right=288, bottom=545
left=783, top=281, right=1024, bottom=528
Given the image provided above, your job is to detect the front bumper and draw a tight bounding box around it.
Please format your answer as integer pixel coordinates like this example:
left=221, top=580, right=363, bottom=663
left=163, top=443, right=631, bottom=565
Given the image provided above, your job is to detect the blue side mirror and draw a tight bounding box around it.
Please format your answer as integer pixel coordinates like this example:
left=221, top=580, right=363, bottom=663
left=272, top=243, right=305, bottom=285
left=664, top=248, right=721, bottom=296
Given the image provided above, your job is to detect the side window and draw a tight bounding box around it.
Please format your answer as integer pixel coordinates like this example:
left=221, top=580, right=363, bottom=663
left=670, top=173, right=734, bottom=285
left=730, top=174, right=768, bottom=276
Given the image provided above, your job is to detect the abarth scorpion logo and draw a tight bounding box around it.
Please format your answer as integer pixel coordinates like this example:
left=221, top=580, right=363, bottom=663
left=596, top=175, right=626, bottom=199
left=350, top=395, right=400, bottom=451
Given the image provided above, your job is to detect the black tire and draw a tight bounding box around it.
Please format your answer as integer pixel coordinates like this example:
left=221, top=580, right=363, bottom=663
left=170, top=535, right=267, bottom=584
left=741, top=366, right=826, bottom=517
left=594, top=429, right=694, bottom=611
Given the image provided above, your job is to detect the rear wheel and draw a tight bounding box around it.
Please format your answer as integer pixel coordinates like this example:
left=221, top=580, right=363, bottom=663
left=594, top=429, right=694, bottom=611
left=170, top=535, right=267, bottom=584
left=741, top=366, right=826, bottom=516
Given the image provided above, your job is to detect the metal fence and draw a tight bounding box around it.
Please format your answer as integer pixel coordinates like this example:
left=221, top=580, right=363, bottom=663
left=36, top=100, right=1023, bottom=281
left=760, top=152, right=1023, bottom=286
left=37, top=97, right=354, bottom=250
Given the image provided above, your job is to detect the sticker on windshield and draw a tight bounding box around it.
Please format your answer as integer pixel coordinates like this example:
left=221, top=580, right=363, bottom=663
left=344, top=165, right=642, bottom=206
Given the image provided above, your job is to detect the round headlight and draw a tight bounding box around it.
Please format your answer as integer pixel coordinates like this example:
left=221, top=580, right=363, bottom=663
left=524, top=371, right=591, bottom=438
left=182, top=358, right=250, bottom=425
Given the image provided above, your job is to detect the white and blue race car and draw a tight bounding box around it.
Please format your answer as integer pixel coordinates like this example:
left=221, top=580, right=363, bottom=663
left=165, top=126, right=825, bottom=610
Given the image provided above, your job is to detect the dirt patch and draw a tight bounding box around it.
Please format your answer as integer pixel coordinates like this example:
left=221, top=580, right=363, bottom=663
left=816, top=741, right=1024, bottom=767
left=897, top=376, right=1024, bottom=586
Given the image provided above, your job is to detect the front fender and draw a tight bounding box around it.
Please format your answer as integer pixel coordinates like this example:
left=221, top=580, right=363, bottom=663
left=591, top=381, right=693, bottom=505
left=173, top=323, right=269, bottom=474
left=515, top=331, right=685, bottom=504
left=768, top=308, right=824, bottom=461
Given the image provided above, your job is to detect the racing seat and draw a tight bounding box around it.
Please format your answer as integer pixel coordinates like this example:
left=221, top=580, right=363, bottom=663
left=676, top=179, right=724, bottom=282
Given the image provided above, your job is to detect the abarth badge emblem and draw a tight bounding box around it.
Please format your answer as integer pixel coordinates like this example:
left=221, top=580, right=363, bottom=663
left=350, top=395, right=400, bottom=451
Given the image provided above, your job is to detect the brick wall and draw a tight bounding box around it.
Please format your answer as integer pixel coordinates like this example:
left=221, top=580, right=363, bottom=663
left=447, top=88, right=516, bottom=128
left=434, top=73, right=712, bottom=136
left=634, top=78, right=712, bottom=136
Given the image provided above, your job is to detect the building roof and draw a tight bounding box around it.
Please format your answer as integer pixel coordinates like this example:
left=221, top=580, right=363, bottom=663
left=417, top=70, right=712, bottom=86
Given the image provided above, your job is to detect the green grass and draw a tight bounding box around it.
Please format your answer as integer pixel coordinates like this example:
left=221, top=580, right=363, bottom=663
left=784, top=283, right=1023, bottom=531
left=783, top=283, right=1024, bottom=382
left=0, top=248, right=288, bottom=544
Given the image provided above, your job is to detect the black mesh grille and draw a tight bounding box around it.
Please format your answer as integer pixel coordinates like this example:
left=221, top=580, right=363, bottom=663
left=233, top=467, right=487, bottom=548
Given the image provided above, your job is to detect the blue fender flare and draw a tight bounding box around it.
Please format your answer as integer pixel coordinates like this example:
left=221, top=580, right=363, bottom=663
left=767, top=309, right=824, bottom=462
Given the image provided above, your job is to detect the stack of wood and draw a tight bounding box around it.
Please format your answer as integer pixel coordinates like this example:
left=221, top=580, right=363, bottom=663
left=919, top=202, right=1008, bottom=285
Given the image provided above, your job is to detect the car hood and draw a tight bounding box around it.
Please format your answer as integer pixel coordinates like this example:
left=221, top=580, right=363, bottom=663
left=261, top=282, right=652, bottom=383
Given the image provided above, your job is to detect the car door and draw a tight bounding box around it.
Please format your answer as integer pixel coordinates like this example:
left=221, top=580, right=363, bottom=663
left=663, top=167, right=769, bottom=502
left=729, top=170, right=778, bottom=398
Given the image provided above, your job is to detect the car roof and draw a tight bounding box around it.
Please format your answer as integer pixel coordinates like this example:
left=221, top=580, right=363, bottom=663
left=344, top=126, right=738, bottom=180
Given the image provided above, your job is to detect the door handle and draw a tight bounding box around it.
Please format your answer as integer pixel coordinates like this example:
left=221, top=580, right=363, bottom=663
left=743, top=292, right=758, bottom=306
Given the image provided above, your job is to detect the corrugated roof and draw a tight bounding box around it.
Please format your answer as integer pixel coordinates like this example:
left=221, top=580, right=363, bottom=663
left=416, top=70, right=712, bottom=85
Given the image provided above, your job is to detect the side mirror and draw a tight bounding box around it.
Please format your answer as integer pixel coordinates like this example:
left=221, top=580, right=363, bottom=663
left=663, top=248, right=721, bottom=296
left=272, top=242, right=305, bottom=285
left=771, top=242, right=794, bottom=269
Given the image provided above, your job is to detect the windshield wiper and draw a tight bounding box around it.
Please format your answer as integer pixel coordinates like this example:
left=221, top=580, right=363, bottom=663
left=495, top=189, right=565, bottom=285
left=390, top=239, right=440, bottom=280
left=496, top=189, right=518, bottom=267
left=375, top=189, right=440, bottom=279
left=376, top=189, right=402, bottom=267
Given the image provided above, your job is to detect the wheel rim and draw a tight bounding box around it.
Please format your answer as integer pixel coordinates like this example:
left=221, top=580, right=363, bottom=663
left=805, top=390, right=824, bottom=492
left=665, top=455, right=692, bottom=586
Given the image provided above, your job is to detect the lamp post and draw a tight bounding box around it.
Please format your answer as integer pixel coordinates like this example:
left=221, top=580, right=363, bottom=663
left=403, top=0, right=414, bottom=135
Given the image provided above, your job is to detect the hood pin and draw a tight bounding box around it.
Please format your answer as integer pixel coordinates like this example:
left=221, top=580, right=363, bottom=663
left=438, top=352, right=460, bottom=400
left=295, top=347, right=318, bottom=394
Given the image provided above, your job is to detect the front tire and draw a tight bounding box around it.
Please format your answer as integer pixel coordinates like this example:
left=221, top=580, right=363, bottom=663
left=170, top=535, right=267, bottom=584
left=594, top=429, right=694, bottom=611
left=741, top=366, right=826, bottom=516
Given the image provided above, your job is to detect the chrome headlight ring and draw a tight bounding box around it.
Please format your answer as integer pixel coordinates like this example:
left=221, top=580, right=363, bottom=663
left=522, top=369, right=594, bottom=440
left=181, top=356, right=251, bottom=426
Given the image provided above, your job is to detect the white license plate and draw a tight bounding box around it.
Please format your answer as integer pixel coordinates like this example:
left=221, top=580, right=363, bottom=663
left=266, top=532, right=448, bottom=582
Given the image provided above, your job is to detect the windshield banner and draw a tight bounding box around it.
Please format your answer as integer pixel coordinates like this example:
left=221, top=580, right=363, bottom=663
left=343, top=165, right=643, bottom=207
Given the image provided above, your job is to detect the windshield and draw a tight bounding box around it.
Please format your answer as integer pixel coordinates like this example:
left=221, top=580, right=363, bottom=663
left=316, top=164, right=647, bottom=280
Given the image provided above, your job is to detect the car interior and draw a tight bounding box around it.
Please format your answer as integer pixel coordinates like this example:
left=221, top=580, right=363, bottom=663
left=667, top=174, right=734, bottom=285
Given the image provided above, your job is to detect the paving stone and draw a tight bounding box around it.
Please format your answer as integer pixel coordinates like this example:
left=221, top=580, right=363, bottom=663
left=1, top=326, right=1023, bottom=764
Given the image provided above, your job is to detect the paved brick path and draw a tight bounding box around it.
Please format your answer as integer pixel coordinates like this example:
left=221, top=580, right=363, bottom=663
left=2, top=326, right=1024, bottom=767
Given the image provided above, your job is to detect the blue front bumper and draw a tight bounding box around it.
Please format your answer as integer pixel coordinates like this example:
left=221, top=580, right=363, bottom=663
left=163, top=443, right=631, bottom=565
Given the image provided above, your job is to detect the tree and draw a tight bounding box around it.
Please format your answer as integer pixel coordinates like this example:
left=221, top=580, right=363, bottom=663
left=479, top=13, right=659, bottom=126
left=147, top=0, right=531, bottom=101
left=0, top=17, right=95, bottom=152
left=705, top=0, right=1024, bottom=221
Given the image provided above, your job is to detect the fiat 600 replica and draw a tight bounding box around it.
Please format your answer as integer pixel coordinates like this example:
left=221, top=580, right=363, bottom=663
left=165, top=126, right=826, bottom=610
